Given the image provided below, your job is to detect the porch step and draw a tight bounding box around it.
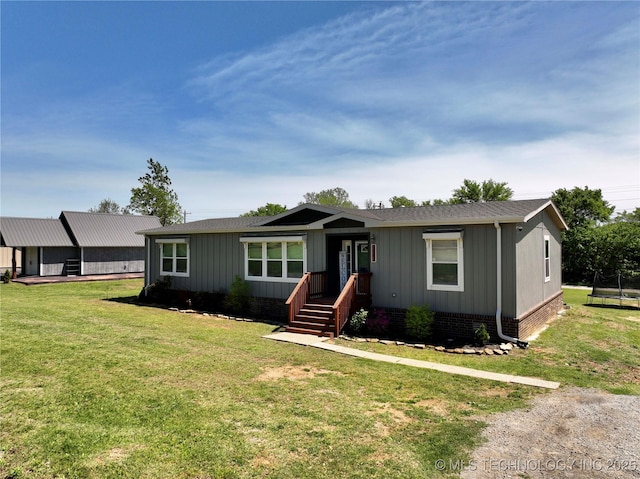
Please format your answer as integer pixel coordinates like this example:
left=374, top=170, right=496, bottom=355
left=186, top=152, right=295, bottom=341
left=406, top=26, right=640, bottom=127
left=286, top=302, right=335, bottom=338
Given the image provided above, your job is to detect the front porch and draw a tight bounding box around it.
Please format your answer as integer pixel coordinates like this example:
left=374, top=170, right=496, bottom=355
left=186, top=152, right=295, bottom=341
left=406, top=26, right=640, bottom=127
left=285, top=271, right=372, bottom=338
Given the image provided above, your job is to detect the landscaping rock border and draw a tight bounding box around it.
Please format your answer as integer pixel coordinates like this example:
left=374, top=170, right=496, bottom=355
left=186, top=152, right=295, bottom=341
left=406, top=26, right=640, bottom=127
left=338, top=334, right=514, bottom=355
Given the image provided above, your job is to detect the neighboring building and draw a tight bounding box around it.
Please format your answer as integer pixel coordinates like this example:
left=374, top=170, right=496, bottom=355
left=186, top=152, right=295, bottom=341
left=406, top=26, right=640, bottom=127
left=0, top=247, right=21, bottom=275
left=0, top=212, right=161, bottom=277
left=139, top=199, right=568, bottom=343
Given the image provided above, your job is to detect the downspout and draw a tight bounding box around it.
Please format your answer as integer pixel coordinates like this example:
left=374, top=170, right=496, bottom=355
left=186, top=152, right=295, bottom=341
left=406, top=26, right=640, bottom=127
left=494, top=221, right=528, bottom=348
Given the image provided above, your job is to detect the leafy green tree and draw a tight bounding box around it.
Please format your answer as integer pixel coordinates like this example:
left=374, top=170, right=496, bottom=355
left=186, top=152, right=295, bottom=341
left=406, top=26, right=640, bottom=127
left=451, top=179, right=513, bottom=204
left=389, top=196, right=417, bottom=208
left=613, top=207, right=640, bottom=223
left=590, top=222, right=640, bottom=279
left=551, top=186, right=616, bottom=283
left=128, top=158, right=183, bottom=226
left=301, top=187, right=358, bottom=208
left=551, top=186, right=614, bottom=229
left=89, top=198, right=123, bottom=214
left=241, top=203, right=288, bottom=217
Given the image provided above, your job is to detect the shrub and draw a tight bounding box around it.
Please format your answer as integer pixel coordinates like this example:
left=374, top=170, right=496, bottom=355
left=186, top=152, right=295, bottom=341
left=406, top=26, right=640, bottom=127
left=3, top=269, right=11, bottom=283
left=474, top=323, right=490, bottom=346
left=404, top=305, right=434, bottom=341
left=366, top=309, right=391, bottom=336
left=225, top=275, right=251, bottom=315
left=140, top=276, right=173, bottom=304
left=349, top=308, right=368, bottom=334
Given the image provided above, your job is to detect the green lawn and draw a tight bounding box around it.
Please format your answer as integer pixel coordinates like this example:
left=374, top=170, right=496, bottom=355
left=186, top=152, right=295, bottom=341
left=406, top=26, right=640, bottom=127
left=1, top=281, right=636, bottom=478
left=336, top=288, right=640, bottom=396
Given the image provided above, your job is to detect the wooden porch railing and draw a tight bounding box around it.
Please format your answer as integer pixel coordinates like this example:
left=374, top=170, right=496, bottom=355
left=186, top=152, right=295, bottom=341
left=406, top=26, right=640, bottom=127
left=333, top=272, right=372, bottom=337
left=332, top=274, right=356, bottom=338
left=285, top=272, right=327, bottom=325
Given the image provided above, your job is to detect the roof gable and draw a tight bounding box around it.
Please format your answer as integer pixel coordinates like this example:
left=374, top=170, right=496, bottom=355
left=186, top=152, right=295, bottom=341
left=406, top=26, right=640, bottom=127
left=261, top=207, right=335, bottom=226
left=0, top=217, right=75, bottom=247
left=61, top=212, right=162, bottom=247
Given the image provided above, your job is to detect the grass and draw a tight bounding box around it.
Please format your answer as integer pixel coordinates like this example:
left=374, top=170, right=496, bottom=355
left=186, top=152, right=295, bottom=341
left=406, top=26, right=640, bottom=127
left=336, top=288, right=640, bottom=395
left=0, top=281, right=636, bottom=478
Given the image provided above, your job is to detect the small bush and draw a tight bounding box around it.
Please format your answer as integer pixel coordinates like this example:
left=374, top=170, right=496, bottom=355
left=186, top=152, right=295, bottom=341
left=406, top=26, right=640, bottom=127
left=349, top=308, right=368, bottom=334
left=225, top=275, right=251, bottom=315
left=140, top=276, right=173, bottom=304
left=474, top=323, right=490, bottom=346
left=366, top=309, right=391, bottom=336
left=3, top=269, right=12, bottom=283
left=404, top=305, right=434, bottom=341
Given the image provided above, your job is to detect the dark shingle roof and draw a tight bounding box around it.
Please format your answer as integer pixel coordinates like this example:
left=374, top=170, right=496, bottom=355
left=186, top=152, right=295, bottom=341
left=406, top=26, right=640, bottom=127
left=61, top=212, right=162, bottom=247
left=357, top=198, right=554, bottom=224
left=140, top=199, right=567, bottom=235
left=0, top=217, right=75, bottom=247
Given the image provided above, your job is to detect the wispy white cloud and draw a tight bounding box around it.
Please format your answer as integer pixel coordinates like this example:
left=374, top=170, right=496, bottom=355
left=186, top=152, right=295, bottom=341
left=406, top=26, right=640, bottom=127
left=1, top=1, right=638, bottom=218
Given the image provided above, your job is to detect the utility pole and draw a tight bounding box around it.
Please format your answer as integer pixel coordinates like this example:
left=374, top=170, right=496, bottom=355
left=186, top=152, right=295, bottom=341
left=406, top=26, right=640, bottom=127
left=183, top=210, right=191, bottom=223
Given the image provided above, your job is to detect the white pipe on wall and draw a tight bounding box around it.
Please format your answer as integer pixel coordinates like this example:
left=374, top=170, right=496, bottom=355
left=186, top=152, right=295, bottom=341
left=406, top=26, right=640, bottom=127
left=494, top=221, right=521, bottom=345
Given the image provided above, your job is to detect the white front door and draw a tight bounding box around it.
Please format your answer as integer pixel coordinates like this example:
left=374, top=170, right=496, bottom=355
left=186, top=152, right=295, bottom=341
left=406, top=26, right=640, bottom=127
left=25, top=247, right=39, bottom=276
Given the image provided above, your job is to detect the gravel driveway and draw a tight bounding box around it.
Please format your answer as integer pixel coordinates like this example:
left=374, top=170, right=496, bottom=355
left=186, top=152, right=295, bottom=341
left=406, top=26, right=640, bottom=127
left=458, top=388, right=640, bottom=478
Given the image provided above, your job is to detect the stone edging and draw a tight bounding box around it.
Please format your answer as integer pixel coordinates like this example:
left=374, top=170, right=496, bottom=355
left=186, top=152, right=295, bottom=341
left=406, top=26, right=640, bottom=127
left=338, top=335, right=515, bottom=355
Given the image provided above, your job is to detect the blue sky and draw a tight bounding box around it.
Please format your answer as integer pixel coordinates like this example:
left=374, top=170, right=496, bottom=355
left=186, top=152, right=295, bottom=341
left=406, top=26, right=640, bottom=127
left=2, top=1, right=638, bottom=220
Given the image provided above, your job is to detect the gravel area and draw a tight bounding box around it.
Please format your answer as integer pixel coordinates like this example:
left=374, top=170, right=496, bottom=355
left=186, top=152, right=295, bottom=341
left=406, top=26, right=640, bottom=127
left=458, top=388, right=640, bottom=478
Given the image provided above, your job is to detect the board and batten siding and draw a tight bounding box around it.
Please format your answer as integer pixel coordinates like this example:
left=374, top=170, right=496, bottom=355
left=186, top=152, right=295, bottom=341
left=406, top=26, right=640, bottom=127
left=41, top=247, right=78, bottom=276
left=147, top=230, right=326, bottom=300
left=514, top=210, right=563, bottom=317
left=370, top=225, right=501, bottom=317
left=82, top=247, right=145, bottom=274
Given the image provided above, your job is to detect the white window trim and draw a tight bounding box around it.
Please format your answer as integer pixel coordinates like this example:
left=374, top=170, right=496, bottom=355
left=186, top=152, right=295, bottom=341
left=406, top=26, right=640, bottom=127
left=423, top=231, right=464, bottom=292
left=156, top=238, right=190, bottom=277
left=544, top=235, right=551, bottom=283
left=240, top=236, right=307, bottom=283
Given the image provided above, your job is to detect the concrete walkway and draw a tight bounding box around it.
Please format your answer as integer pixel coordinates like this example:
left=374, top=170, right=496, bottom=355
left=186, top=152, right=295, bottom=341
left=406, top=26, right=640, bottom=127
left=264, top=332, right=560, bottom=389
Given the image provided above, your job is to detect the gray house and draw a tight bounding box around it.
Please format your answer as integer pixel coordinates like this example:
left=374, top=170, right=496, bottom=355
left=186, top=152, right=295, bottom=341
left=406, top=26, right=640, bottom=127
left=0, top=212, right=161, bottom=277
left=140, top=199, right=567, bottom=344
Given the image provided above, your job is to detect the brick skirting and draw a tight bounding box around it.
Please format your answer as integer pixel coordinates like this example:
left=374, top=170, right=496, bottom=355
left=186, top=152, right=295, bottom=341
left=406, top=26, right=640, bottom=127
left=370, top=291, right=564, bottom=343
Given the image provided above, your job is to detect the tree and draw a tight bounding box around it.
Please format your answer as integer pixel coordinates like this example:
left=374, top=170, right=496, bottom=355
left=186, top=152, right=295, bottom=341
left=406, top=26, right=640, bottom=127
left=551, top=186, right=616, bottom=284
left=451, top=179, right=513, bottom=204
left=300, top=187, right=358, bottom=208
left=389, top=196, right=417, bottom=208
left=551, top=186, right=614, bottom=229
left=241, top=203, right=288, bottom=217
left=89, top=198, right=123, bottom=214
left=128, top=158, right=183, bottom=226
left=613, top=207, right=640, bottom=223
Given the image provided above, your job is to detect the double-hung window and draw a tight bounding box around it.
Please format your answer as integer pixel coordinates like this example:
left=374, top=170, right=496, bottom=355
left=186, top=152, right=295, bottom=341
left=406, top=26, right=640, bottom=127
left=544, top=235, right=551, bottom=282
left=423, top=231, right=464, bottom=292
left=241, top=236, right=306, bottom=283
left=157, top=239, right=190, bottom=277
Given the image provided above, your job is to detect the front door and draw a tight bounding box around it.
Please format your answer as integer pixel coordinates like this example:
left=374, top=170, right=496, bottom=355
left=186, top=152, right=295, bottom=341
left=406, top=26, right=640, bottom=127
left=327, top=235, right=370, bottom=295
left=25, top=247, right=39, bottom=276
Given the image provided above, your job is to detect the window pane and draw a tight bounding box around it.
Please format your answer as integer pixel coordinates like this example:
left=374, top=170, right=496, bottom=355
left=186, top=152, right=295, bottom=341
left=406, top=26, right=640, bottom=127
left=176, top=259, right=188, bottom=273
left=162, top=258, right=173, bottom=272
left=545, top=258, right=550, bottom=278
left=248, top=260, right=262, bottom=277
left=176, top=243, right=187, bottom=258
left=287, top=261, right=303, bottom=278
left=267, top=242, right=282, bottom=260
left=248, top=243, right=262, bottom=259
left=433, top=263, right=458, bottom=285
left=267, top=261, right=282, bottom=277
left=162, top=243, right=173, bottom=257
left=287, top=242, right=303, bottom=260
left=432, top=240, right=458, bottom=262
